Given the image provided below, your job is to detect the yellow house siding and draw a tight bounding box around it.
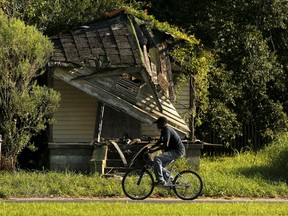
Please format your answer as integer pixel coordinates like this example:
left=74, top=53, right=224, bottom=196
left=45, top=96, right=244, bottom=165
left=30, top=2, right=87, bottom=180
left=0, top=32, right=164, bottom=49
left=175, top=81, right=190, bottom=116
left=140, top=123, right=160, bottom=138
left=52, top=79, right=98, bottom=143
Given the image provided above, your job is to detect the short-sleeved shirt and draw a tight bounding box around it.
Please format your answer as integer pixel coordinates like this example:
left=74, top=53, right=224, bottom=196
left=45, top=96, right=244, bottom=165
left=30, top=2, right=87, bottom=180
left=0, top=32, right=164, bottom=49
left=159, top=126, right=185, bottom=156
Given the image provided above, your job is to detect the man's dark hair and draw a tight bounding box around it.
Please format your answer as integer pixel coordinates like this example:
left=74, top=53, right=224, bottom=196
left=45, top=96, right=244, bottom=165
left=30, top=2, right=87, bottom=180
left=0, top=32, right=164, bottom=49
left=154, top=116, right=167, bottom=124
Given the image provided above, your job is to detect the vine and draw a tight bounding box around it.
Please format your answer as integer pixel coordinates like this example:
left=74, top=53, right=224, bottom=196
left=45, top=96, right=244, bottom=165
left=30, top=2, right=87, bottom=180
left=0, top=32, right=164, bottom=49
left=124, top=5, right=214, bottom=127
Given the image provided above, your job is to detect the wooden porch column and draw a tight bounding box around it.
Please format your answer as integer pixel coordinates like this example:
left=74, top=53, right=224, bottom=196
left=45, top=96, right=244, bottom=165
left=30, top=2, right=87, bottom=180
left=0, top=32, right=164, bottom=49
left=190, top=75, right=196, bottom=141
left=94, top=102, right=105, bottom=142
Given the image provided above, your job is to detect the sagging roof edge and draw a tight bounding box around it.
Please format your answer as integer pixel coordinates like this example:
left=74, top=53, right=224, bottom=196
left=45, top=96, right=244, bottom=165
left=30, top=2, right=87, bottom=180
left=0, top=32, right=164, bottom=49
left=52, top=68, right=190, bottom=136
left=49, top=11, right=191, bottom=136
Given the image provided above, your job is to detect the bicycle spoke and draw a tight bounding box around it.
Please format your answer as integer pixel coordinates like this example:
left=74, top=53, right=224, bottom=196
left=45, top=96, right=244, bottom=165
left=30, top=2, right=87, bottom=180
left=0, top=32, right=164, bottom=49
left=122, top=168, right=154, bottom=200
left=173, top=170, right=203, bottom=200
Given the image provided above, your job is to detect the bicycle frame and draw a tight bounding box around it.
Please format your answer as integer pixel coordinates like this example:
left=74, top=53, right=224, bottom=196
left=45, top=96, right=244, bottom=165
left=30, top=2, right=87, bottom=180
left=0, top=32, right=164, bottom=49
left=137, top=167, right=147, bottom=185
left=122, top=152, right=203, bottom=200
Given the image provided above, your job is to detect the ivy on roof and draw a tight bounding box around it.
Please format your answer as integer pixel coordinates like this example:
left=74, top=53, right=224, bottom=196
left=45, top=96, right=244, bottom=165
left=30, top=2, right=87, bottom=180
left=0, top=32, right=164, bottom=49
left=123, top=6, right=213, bottom=125
left=124, top=6, right=200, bottom=45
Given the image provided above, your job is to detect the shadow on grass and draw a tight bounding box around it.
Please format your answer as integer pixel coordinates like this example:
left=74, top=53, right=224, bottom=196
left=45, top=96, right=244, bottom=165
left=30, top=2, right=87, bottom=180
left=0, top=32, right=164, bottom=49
left=237, top=164, right=288, bottom=183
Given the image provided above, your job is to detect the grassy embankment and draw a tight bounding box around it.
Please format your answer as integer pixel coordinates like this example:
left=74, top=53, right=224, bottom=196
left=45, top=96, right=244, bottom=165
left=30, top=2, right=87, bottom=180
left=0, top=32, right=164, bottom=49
left=1, top=133, right=288, bottom=215
left=0, top=133, right=288, bottom=199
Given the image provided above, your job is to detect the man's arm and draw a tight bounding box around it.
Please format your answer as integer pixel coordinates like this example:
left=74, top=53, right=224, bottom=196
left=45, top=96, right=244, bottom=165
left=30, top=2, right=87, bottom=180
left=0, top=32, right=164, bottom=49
left=148, top=141, right=163, bottom=153
left=148, top=141, right=169, bottom=153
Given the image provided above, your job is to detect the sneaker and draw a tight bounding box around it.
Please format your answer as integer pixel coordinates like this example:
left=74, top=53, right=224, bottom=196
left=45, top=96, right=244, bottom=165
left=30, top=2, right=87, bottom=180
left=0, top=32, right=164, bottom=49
left=153, top=180, right=166, bottom=187
left=168, top=176, right=174, bottom=182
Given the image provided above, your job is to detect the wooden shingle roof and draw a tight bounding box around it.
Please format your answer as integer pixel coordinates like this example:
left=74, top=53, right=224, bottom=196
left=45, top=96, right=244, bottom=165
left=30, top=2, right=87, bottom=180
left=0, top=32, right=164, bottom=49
left=50, top=14, right=142, bottom=68
left=49, top=12, right=190, bottom=135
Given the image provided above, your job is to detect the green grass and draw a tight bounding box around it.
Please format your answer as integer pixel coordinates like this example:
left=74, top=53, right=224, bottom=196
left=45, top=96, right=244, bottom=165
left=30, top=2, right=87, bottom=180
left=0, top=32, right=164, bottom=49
left=198, top=132, right=288, bottom=198
left=1, top=134, right=288, bottom=215
left=0, top=133, right=288, bottom=199
left=1, top=202, right=288, bottom=216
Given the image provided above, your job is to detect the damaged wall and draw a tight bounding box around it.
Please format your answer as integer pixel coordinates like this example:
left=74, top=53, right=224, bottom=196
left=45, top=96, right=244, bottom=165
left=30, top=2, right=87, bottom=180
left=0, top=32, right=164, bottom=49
left=47, top=11, right=193, bottom=173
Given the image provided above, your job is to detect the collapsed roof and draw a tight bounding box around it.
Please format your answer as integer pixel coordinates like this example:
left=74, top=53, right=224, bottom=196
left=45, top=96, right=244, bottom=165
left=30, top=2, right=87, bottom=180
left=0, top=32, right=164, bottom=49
left=48, top=10, right=190, bottom=135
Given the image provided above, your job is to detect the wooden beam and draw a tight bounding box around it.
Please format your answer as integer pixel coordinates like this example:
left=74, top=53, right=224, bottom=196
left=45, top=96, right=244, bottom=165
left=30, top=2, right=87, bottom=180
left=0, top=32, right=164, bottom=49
left=94, top=102, right=105, bottom=142
left=110, top=140, right=127, bottom=166
left=140, top=68, right=163, bottom=112
left=71, top=66, right=143, bottom=81
left=53, top=68, right=155, bottom=124
left=53, top=68, right=190, bottom=134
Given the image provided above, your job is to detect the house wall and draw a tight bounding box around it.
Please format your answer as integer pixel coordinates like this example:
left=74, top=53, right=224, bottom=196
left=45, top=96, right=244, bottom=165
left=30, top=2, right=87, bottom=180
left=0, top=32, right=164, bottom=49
left=49, top=79, right=97, bottom=172
left=175, top=81, right=190, bottom=118
left=51, top=79, right=98, bottom=143
left=49, top=78, right=142, bottom=172
left=49, top=78, right=194, bottom=173
left=101, top=106, right=141, bottom=139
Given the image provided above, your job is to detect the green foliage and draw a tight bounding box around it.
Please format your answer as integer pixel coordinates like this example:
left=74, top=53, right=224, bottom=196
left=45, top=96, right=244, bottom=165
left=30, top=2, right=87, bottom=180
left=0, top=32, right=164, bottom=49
left=137, top=0, right=288, bottom=148
left=2, top=0, right=288, bottom=149
left=201, top=132, right=288, bottom=197
left=1, top=0, right=125, bottom=35
left=125, top=5, right=214, bottom=130
left=1, top=131, right=288, bottom=198
left=0, top=11, right=60, bottom=170
left=210, top=9, right=288, bottom=141
left=260, top=132, right=288, bottom=181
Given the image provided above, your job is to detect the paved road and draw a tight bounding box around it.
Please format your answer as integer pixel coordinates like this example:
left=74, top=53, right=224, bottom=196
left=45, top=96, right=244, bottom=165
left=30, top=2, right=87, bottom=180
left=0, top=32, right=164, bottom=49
left=4, top=197, right=288, bottom=203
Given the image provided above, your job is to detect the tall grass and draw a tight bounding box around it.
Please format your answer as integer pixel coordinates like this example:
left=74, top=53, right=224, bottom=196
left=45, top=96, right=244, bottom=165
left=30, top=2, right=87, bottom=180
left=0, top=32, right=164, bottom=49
left=0, top=132, right=288, bottom=199
left=199, top=132, right=288, bottom=198
left=0, top=171, right=123, bottom=198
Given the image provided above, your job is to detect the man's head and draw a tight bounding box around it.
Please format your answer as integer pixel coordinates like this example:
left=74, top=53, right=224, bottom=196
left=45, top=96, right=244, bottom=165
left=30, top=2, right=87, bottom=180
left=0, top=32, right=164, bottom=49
left=154, top=116, right=167, bottom=129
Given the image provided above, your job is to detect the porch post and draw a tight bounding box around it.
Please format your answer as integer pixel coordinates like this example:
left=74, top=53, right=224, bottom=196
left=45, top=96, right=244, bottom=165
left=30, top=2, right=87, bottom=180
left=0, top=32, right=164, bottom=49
left=95, top=102, right=105, bottom=142
left=190, top=75, right=196, bottom=141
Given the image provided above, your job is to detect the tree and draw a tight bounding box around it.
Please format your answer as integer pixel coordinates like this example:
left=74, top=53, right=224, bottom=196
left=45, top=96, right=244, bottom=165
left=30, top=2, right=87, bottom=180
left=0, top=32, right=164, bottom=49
left=1, top=0, right=125, bottom=35
left=0, top=11, right=60, bottom=170
left=124, top=5, right=214, bottom=140
left=139, top=0, right=288, bottom=148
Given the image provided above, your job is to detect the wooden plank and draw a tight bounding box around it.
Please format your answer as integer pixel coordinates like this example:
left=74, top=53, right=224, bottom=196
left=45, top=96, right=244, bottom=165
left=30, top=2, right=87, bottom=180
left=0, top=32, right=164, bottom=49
left=72, top=67, right=143, bottom=80
left=52, top=79, right=97, bottom=142
left=143, top=45, right=152, bottom=77
left=53, top=68, right=190, bottom=134
left=53, top=69, right=156, bottom=125
left=109, top=141, right=127, bottom=166
left=109, top=55, right=121, bottom=64
left=139, top=69, right=163, bottom=112
left=94, top=102, right=105, bottom=142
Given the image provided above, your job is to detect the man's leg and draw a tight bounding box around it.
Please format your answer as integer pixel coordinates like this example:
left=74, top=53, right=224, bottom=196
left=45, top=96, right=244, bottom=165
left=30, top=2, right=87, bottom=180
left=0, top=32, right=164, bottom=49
left=153, top=151, right=175, bottom=182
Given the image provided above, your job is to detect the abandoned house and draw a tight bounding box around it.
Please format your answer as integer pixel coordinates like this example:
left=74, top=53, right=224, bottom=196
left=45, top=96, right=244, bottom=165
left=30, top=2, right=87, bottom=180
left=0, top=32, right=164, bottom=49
left=47, top=9, right=202, bottom=174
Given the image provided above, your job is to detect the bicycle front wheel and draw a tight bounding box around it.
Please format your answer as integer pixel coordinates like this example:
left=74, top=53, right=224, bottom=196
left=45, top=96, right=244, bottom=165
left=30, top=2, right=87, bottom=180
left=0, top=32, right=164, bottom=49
left=173, top=170, right=203, bottom=200
left=122, top=168, right=154, bottom=200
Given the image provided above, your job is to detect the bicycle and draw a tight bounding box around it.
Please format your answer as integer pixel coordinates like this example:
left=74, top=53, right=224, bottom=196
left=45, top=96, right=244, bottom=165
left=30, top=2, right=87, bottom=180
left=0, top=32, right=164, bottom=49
left=121, top=152, right=203, bottom=200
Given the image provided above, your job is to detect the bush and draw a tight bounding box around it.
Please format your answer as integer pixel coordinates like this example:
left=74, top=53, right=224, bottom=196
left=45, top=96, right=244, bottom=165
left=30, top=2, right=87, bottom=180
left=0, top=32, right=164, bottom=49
left=262, top=133, right=288, bottom=182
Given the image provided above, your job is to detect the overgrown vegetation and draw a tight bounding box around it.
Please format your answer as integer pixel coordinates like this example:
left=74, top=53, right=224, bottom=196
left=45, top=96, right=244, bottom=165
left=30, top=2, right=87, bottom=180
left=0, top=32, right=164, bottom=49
left=1, top=0, right=288, bottom=170
left=0, top=132, right=287, bottom=199
left=138, top=0, right=288, bottom=148
left=200, top=132, right=288, bottom=197
left=0, top=11, right=60, bottom=170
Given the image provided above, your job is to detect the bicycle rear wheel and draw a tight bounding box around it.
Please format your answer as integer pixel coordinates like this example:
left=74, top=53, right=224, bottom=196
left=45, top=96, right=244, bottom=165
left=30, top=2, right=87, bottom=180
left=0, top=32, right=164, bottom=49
left=122, top=168, right=154, bottom=200
left=173, top=170, right=203, bottom=200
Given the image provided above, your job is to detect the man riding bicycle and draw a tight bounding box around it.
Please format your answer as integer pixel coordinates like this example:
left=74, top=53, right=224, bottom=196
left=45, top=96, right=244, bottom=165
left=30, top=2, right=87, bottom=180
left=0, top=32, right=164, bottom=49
left=148, top=116, right=186, bottom=186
